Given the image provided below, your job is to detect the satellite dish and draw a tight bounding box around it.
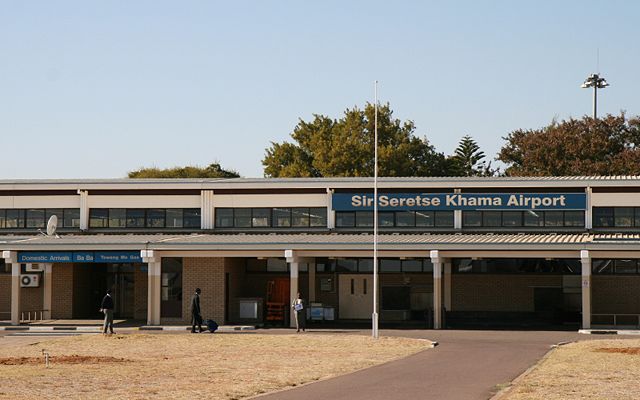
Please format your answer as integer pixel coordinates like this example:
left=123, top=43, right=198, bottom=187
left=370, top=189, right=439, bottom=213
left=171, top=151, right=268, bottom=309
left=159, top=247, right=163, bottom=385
left=46, top=215, right=58, bottom=237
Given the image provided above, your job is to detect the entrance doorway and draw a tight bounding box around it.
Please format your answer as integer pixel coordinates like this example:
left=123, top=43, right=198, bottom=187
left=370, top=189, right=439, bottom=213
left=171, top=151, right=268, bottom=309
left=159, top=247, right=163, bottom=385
left=339, top=274, right=373, bottom=319
left=72, top=263, right=137, bottom=319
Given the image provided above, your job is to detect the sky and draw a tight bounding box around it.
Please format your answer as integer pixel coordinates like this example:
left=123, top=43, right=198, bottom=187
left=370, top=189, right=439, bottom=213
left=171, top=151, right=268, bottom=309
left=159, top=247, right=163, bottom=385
left=1, top=1, right=638, bottom=179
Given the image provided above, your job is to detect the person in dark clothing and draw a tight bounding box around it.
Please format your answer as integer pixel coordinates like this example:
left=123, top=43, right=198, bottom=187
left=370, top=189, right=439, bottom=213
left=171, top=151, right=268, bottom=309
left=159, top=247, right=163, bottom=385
left=100, top=289, right=115, bottom=335
left=190, top=288, right=203, bottom=333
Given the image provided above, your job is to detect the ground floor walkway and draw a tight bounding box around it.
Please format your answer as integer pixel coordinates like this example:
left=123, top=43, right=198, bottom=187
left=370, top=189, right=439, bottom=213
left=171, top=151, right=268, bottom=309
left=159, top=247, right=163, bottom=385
left=255, top=329, right=598, bottom=400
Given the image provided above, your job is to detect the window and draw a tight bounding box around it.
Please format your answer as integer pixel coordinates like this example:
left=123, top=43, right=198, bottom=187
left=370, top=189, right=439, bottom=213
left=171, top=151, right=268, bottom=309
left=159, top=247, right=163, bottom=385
left=593, top=207, right=640, bottom=228
left=126, top=209, right=145, bottom=228
left=593, top=208, right=614, bottom=227
left=109, top=209, right=126, bottom=228
left=26, top=209, right=45, bottom=228
left=355, top=211, right=373, bottom=227
left=291, top=208, right=309, bottom=227
left=402, top=259, right=423, bottom=272
left=166, top=209, right=184, bottom=228
left=183, top=209, right=201, bottom=228
left=273, top=208, right=291, bottom=227
left=482, top=211, right=501, bottom=227
left=161, top=258, right=183, bottom=318
left=234, top=208, right=251, bottom=227
left=396, top=211, right=415, bottom=227
left=5, top=210, right=25, bottom=228
left=544, top=211, right=564, bottom=227
left=380, top=259, right=401, bottom=273
left=463, top=211, right=482, bottom=227
left=0, top=259, right=9, bottom=274
left=336, top=212, right=355, bottom=227
left=615, top=259, right=637, bottom=274
left=90, top=209, right=108, bottom=228
left=336, top=259, right=358, bottom=272
left=215, top=208, right=234, bottom=228
left=266, top=258, right=287, bottom=272
left=252, top=208, right=270, bottom=227
left=434, top=211, right=454, bottom=227
left=524, top=210, right=544, bottom=227
left=592, top=259, right=613, bottom=274
left=615, top=208, right=634, bottom=227
left=309, top=208, right=327, bottom=227
left=147, top=209, right=165, bottom=228
left=453, top=258, right=581, bottom=274
left=63, top=209, right=81, bottom=228
left=379, top=212, right=395, bottom=227
left=415, top=211, right=434, bottom=226
left=502, top=211, right=522, bottom=227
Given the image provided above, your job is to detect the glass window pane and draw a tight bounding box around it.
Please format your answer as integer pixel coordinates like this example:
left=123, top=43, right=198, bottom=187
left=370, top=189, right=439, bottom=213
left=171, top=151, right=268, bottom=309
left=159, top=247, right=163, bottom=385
left=336, top=212, right=355, bottom=227
left=215, top=208, right=233, bottom=228
left=0, top=210, right=5, bottom=229
left=356, top=211, right=373, bottom=227
left=592, top=259, right=613, bottom=274
left=273, top=208, right=291, bottom=227
left=89, top=209, right=108, bottom=228
left=402, top=259, right=423, bottom=272
left=455, top=259, right=473, bottom=273
left=380, top=259, right=401, bottom=272
left=544, top=211, right=564, bottom=227
left=108, top=209, right=126, bottom=228
left=6, top=210, right=25, bottom=228
left=252, top=208, right=270, bottom=227
left=336, top=259, right=358, bottom=272
left=234, top=209, right=251, bottom=228
left=266, top=258, right=287, bottom=272
left=378, top=212, right=395, bottom=227
left=416, top=211, right=434, bottom=227
left=26, top=209, right=45, bottom=228
left=482, top=211, right=501, bottom=227
left=593, top=208, right=614, bottom=227
left=463, top=211, right=482, bottom=227
left=166, top=209, right=184, bottom=228
left=309, top=208, right=327, bottom=227
left=614, top=259, right=637, bottom=274
left=358, top=259, right=373, bottom=272
left=291, top=208, right=310, bottom=227
left=46, top=209, right=63, bottom=227
left=502, top=211, right=522, bottom=227
left=126, top=209, right=145, bottom=228
left=246, top=259, right=267, bottom=272
left=524, top=210, right=544, bottom=227
left=147, top=209, right=165, bottom=228
left=183, top=209, right=201, bottom=228
left=435, top=211, right=454, bottom=227
left=63, top=209, right=81, bottom=228
left=564, top=211, right=584, bottom=227
left=423, top=259, right=433, bottom=273
left=615, top=208, right=634, bottom=227
left=635, top=208, right=640, bottom=227
left=396, top=211, right=415, bottom=227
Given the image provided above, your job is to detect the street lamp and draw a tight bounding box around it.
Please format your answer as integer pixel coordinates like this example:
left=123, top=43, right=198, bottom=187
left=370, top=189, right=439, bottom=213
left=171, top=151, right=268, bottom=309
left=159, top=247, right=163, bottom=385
left=581, top=73, right=609, bottom=119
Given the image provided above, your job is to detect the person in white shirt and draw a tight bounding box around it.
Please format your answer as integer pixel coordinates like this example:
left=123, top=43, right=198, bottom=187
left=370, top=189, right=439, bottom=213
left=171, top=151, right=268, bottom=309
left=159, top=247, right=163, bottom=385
left=291, top=292, right=306, bottom=333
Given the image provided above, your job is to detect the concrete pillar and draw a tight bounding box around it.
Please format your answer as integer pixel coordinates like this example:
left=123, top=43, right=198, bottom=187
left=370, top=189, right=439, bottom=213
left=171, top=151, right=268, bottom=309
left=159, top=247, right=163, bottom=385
left=326, top=188, right=335, bottom=229
left=581, top=250, right=591, bottom=329
left=3, top=251, right=19, bottom=325
left=431, top=250, right=443, bottom=329
left=309, top=258, right=316, bottom=303
left=78, top=190, right=89, bottom=231
left=453, top=189, right=462, bottom=229
left=43, top=263, right=52, bottom=320
left=585, top=187, right=592, bottom=229
left=285, top=250, right=299, bottom=328
left=142, top=250, right=161, bottom=325
left=201, top=190, right=215, bottom=230
left=444, top=260, right=452, bottom=312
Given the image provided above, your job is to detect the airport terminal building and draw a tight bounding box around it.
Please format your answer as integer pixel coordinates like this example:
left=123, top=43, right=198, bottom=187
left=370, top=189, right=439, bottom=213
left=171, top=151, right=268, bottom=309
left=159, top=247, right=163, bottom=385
left=2, top=176, right=640, bottom=330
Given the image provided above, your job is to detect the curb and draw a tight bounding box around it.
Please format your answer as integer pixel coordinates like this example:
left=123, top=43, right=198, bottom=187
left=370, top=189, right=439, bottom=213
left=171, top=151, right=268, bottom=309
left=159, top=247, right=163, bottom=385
left=1, top=325, right=256, bottom=332
left=579, top=329, right=640, bottom=335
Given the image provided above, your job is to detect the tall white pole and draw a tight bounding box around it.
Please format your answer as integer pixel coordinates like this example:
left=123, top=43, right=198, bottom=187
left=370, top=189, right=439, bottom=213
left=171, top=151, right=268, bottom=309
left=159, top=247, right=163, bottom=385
left=372, top=81, right=379, bottom=339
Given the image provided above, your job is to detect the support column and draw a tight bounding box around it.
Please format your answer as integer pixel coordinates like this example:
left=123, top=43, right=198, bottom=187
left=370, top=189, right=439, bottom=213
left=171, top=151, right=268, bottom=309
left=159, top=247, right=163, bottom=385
left=453, top=189, right=462, bottom=230
left=585, top=187, right=592, bottom=229
left=201, top=190, right=215, bottom=230
left=43, top=263, right=52, bottom=320
left=3, top=251, right=20, bottom=325
left=581, top=250, right=591, bottom=329
left=326, top=188, right=335, bottom=229
left=308, top=258, right=316, bottom=303
left=142, top=250, right=161, bottom=325
left=444, top=260, right=452, bottom=312
left=285, top=250, right=299, bottom=328
left=78, top=190, right=89, bottom=231
left=431, top=250, right=443, bottom=329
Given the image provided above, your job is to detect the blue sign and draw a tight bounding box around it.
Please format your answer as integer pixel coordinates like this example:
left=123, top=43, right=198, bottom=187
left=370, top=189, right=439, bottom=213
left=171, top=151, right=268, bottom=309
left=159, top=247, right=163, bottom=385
left=18, top=251, right=142, bottom=264
left=332, top=193, right=587, bottom=211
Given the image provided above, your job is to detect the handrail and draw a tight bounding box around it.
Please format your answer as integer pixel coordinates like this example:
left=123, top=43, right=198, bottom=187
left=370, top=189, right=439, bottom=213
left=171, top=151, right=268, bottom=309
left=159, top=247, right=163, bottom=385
left=20, top=310, right=50, bottom=322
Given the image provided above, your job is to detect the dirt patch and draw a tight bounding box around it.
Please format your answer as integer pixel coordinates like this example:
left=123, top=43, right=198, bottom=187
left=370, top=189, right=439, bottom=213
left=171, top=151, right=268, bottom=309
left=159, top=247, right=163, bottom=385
left=0, top=355, right=130, bottom=365
left=595, top=347, right=640, bottom=355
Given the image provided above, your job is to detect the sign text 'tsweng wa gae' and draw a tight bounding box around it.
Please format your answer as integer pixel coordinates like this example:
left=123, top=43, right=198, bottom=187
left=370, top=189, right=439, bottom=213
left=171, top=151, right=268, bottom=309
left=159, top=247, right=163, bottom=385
left=331, top=193, right=587, bottom=211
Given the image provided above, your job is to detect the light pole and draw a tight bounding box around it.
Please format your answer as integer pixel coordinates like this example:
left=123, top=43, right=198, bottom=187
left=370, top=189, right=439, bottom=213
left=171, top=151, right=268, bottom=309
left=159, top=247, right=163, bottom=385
left=372, top=80, right=379, bottom=339
left=581, top=73, right=609, bottom=119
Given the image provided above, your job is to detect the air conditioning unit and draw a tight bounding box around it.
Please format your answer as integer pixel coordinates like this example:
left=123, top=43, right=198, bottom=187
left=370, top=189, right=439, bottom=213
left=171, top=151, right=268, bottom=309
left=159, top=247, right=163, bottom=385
left=20, top=274, right=40, bottom=288
left=25, top=263, right=44, bottom=272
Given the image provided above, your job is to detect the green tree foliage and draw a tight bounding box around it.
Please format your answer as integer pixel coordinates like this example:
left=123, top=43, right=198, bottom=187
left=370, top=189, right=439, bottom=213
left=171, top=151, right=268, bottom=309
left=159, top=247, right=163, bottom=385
left=128, top=162, right=240, bottom=178
left=448, top=135, right=489, bottom=176
left=263, top=103, right=448, bottom=177
left=498, top=114, right=640, bottom=176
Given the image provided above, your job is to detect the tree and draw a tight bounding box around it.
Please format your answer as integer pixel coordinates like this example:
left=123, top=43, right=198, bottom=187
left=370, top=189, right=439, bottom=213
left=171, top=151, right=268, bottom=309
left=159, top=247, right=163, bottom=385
left=448, top=135, right=489, bottom=176
left=263, top=103, right=449, bottom=177
left=498, top=114, right=640, bottom=176
left=127, top=162, right=240, bottom=178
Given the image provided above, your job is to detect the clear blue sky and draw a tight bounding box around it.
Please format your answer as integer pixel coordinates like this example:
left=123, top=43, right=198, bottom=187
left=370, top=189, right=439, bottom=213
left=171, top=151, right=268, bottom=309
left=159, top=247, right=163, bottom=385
left=1, top=1, right=638, bottom=178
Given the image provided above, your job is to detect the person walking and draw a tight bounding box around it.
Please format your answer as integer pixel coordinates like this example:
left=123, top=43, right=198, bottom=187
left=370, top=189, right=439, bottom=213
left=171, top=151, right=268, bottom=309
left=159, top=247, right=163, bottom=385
left=291, top=292, right=306, bottom=333
left=190, top=288, right=203, bottom=333
left=100, top=289, right=115, bottom=335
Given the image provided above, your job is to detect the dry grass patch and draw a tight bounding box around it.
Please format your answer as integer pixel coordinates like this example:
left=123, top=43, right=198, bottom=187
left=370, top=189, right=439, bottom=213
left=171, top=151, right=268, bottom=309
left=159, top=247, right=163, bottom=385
left=502, top=339, right=640, bottom=400
left=0, top=333, right=430, bottom=400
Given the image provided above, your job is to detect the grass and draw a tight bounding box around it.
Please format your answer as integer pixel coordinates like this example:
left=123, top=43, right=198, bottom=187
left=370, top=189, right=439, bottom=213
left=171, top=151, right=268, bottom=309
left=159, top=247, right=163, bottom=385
left=501, top=339, right=640, bottom=400
left=0, top=333, right=431, bottom=400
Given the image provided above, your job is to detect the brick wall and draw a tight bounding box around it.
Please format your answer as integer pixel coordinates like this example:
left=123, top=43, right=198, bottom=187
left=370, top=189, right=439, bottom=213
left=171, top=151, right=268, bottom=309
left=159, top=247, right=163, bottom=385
left=52, top=263, right=73, bottom=319
left=593, top=276, right=640, bottom=314
left=20, top=279, right=44, bottom=316
left=0, top=275, right=10, bottom=319
left=179, top=257, right=226, bottom=325
left=452, top=274, right=562, bottom=312
left=134, top=266, right=147, bottom=320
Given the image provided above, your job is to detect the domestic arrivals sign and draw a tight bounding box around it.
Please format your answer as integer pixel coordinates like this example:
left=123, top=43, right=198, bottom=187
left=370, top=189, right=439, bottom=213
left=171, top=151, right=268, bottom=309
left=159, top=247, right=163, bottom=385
left=17, top=251, right=142, bottom=263
left=332, top=193, right=586, bottom=211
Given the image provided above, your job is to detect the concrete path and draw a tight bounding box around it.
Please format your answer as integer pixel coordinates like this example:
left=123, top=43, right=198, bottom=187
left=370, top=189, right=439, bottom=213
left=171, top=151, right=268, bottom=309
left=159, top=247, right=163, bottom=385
left=255, top=329, right=590, bottom=400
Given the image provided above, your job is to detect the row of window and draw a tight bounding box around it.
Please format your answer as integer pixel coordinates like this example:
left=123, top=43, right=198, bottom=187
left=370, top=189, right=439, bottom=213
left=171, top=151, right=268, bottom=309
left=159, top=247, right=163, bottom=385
left=593, top=208, right=640, bottom=228
left=592, top=259, right=640, bottom=275
left=453, top=259, right=581, bottom=274
left=335, top=211, right=454, bottom=228
left=463, top=211, right=585, bottom=228
left=216, top=208, right=327, bottom=228
left=89, top=209, right=201, bottom=229
left=0, top=209, right=80, bottom=229
left=245, top=257, right=434, bottom=273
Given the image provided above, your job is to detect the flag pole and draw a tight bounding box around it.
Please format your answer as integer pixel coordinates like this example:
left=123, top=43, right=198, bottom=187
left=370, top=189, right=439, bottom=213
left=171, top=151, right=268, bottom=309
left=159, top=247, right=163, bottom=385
left=372, top=80, right=379, bottom=339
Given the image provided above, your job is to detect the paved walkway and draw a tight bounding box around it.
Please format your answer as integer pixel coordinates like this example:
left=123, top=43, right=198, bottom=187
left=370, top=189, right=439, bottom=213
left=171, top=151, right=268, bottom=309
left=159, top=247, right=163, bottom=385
left=255, top=329, right=591, bottom=400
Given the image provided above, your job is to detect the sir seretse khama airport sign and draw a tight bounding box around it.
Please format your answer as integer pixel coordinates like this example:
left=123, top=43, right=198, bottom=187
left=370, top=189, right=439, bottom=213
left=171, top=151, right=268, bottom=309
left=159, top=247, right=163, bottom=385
left=332, top=193, right=587, bottom=211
